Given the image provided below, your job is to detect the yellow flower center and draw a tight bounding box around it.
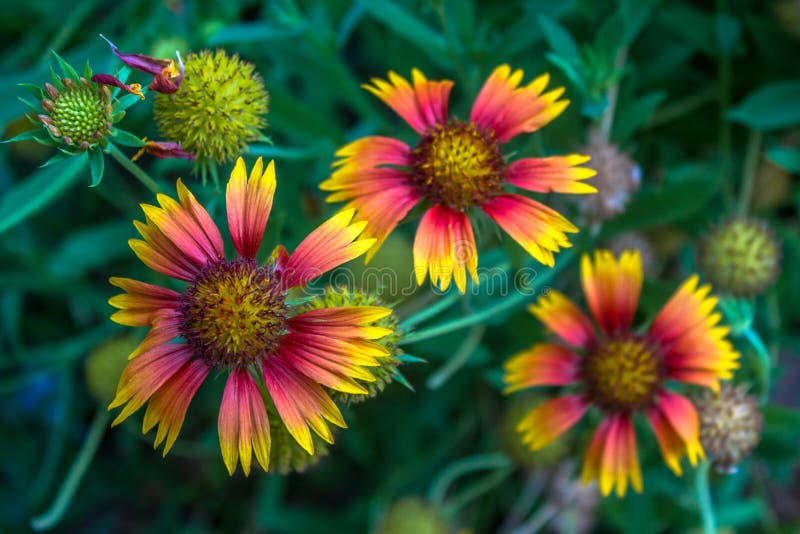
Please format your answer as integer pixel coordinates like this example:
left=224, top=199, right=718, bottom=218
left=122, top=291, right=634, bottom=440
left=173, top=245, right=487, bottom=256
left=582, top=337, right=662, bottom=412
left=411, top=121, right=504, bottom=211
left=179, top=259, right=287, bottom=367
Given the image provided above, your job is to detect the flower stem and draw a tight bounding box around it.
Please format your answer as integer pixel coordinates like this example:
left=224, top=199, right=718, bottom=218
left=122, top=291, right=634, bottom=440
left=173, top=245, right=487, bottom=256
left=426, top=324, right=486, bottom=389
left=428, top=452, right=511, bottom=504
left=717, top=0, right=735, bottom=210
left=400, top=291, right=461, bottom=330
left=108, top=144, right=161, bottom=194
left=30, top=407, right=110, bottom=531
left=696, top=460, right=717, bottom=534
left=598, top=47, right=627, bottom=142
left=738, top=129, right=762, bottom=216
left=399, top=249, right=576, bottom=346
left=743, top=326, right=772, bottom=403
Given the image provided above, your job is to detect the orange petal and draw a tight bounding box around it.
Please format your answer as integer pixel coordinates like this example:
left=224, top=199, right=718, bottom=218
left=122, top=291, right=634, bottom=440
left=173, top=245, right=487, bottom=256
left=515, top=395, right=588, bottom=450
left=226, top=157, right=276, bottom=259
left=503, top=343, right=581, bottom=393
left=413, top=205, right=479, bottom=293
left=580, top=249, right=642, bottom=335
left=528, top=290, right=595, bottom=348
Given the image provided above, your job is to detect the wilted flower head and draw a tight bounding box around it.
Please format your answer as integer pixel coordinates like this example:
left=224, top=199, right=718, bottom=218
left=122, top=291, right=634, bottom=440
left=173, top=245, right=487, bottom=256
left=698, top=217, right=781, bottom=297
left=695, top=383, right=762, bottom=473
left=579, top=129, right=640, bottom=223
left=153, top=50, right=269, bottom=181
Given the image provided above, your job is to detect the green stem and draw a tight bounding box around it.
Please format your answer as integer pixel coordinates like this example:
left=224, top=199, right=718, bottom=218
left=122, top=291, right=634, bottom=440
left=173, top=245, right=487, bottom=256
left=108, top=144, right=161, bottom=195
left=426, top=324, right=486, bottom=389
left=738, top=129, right=762, bottom=216
left=30, top=408, right=110, bottom=531
left=428, top=452, right=511, bottom=504
left=399, top=291, right=461, bottom=330
left=696, top=461, right=717, bottom=534
left=399, top=249, right=576, bottom=345
left=717, top=0, right=735, bottom=210
left=598, top=47, right=627, bottom=142
left=743, top=326, right=771, bottom=403
left=442, top=465, right=514, bottom=516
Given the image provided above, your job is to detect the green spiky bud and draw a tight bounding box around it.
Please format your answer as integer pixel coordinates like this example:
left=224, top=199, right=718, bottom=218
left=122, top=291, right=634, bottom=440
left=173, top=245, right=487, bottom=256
left=266, top=401, right=330, bottom=475
left=304, top=286, right=404, bottom=404
left=153, top=50, right=269, bottom=180
left=698, top=218, right=781, bottom=297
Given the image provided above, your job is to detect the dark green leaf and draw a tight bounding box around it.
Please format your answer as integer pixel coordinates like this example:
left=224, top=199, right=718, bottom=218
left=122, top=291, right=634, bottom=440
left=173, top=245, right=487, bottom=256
left=360, top=0, right=450, bottom=65
left=88, top=148, right=104, bottom=187
left=0, top=156, right=87, bottom=234
left=207, top=22, right=304, bottom=45
left=114, top=92, right=143, bottom=112
left=728, top=81, right=800, bottom=130
left=47, top=221, right=132, bottom=279
left=110, top=128, right=144, bottom=148
left=767, top=146, right=800, bottom=172
left=538, top=15, right=580, bottom=60
left=613, top=91, right=667, bottom=144
left=50, top=50, right=80, bottom=81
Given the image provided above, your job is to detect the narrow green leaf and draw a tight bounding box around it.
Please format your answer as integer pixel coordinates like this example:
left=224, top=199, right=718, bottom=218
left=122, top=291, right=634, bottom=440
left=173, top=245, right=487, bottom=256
left=18, top=82, right=44, bottom=98
left=207, top=22, right=304, bottom=45
left=613, top=91, right=667, bottom=144
left=728, top=80, right=800, bottom=130
left=88, top=148, right=104, bottom=187
left=0, top=156, right=87, bottom=234
left=110, top=128, right=144, bottom=147
left=2, top=129, right=45, bottom=144
left=50, top=50, right=80, bottom=81
left=114, top=93, right=143, bottom=112
left=47, top=221, right=132, bottom=279
left=40, top=152, right=73, bottom=168
left=538, top=15, right=580, bottom=60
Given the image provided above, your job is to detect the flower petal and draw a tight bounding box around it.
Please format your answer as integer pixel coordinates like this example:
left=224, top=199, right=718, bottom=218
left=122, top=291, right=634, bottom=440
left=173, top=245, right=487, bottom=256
left=108, top=277, right=181, bottom=326
left=262, top=358, right=346, bottom=454
left=580, top=249, right=643, bottom=335
left=412, top=205, right=478, bottom=293
left=470, top=66, right=569, bottom=142
left=283, top=209, right=375, bottom=288
left=649, top=276, right=740, bottom=391
left=581, top=414, right=642, bottom=497
left=218, top=368, right=272, bottom=476
left=516, top=395, right=588, bottom=450
left=481, top=194, right=577, bottom=267
left=143, top=359, right=210, bottom=455
left=503, top=343, right=582, bottom=393
left=647, top=391, right=704, bottom=476
left=362, top=69, right=453, bottom=134
left=528, top=290, right=595, bottom=348
left=90, top=73, right=144, bottom=99
left=504, top=155, right=596, bottom=194
left=226, top=157, right=276, bottom=259
left=108, top=344, right=193, bottom=426
left=322, top=137, right=420, bottom=262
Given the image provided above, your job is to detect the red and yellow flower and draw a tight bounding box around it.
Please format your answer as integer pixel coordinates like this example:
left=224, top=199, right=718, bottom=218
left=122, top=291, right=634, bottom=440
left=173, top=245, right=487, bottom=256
left=321, top=65, right=596, bottom=293
left=503, top=250, right=740, bottom=496
left=108, top=157, right=393, bottom=475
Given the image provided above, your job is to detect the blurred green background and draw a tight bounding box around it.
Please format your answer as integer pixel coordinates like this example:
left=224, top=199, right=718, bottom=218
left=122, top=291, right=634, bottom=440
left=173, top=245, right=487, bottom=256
left=2, top=0, right=800, bottom=532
